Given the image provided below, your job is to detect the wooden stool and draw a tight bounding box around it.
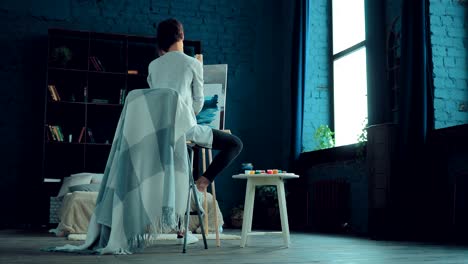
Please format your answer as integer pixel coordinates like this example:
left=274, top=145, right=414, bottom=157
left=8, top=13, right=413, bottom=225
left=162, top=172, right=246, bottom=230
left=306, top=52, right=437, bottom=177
left=232, top=173, right=299, bottom=248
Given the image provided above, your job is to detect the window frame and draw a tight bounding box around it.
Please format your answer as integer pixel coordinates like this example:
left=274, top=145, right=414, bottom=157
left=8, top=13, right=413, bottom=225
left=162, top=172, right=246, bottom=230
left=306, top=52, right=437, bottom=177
left=330, top=0, right=368, bottom=147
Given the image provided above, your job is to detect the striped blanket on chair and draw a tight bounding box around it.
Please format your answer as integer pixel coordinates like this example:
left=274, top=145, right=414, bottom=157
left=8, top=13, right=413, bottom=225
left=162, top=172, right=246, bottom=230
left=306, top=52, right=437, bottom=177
left=47, top=88, right=207, bottom=254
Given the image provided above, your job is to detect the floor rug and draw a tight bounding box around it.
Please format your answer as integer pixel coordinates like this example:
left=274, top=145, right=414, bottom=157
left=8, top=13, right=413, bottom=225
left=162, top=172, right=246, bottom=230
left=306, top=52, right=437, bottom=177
left=68, top=233, right=241, bottom=241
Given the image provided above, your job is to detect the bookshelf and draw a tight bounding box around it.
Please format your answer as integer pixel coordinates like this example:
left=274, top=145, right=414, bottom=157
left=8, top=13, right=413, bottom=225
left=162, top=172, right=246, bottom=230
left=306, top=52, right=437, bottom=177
left=42, top=28, right=201, bottom=187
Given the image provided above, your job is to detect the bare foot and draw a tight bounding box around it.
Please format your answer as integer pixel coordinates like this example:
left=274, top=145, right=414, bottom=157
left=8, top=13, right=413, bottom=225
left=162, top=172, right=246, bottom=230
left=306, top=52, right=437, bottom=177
left=195, top=176, right=210, bottom=192
left=56, top=230, right=68, bottom=237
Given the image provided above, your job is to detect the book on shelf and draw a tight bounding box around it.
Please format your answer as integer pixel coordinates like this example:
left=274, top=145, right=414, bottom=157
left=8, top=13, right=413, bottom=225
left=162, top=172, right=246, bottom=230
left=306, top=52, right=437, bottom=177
left=48, top=85, right=57, bottom=101
left=119, top=89, right=127, bottom=104
left=96, top=57, right=105, bottom=71
left=48, top=125, right=64, bottom=142
left=91, top=98, right=110, bottom=104
left=84, top=86, right=88, bottom=103
left=89, top=56, right=97, bottom=70
left=52, top=85, right=61, bottom=101
left=89, top=56, right=106, bottom=72
left=48, top=85, right=61, bottom=101
left=78, top=126, right=86, bottom=143
left=48, top=125, right=56, bottom=141
left=56, top=126, right=64, bottom=141
left=87, top=128, right=95, bottom=143
left=89, top=56, right=102, bottom=71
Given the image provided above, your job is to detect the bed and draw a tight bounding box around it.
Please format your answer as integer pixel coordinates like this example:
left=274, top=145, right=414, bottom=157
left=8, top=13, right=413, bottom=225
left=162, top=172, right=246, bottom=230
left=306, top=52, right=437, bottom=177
left=50, top=172, right=224, bottom=237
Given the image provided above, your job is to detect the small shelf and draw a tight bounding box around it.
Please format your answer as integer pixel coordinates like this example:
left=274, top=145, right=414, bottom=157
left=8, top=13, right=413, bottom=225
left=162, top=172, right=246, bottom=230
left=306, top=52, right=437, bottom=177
left=46, top=141, right=83, bottom=145
left=48, top=101, right=124, bottom=107
left=46, top=141, right=112, bottom=146
left=49, top=67, right=88, bottom=72
left=87, top=102, right=124, bottom=107
left=48, top=67, right=130, bottom=76
left=88, top=70, right=127, bottom=76
left=127, top=73, right=148, bottom=78
left=86, top=143, right=112, bottom=146
left=47, top=101, right=87, bottom=105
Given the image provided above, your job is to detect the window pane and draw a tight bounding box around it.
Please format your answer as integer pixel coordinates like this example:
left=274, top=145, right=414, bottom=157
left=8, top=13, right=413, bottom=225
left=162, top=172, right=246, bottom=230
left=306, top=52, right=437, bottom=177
left=332, top=0, right=365, bottom=54
left=333, top=48, right=367, bottom=146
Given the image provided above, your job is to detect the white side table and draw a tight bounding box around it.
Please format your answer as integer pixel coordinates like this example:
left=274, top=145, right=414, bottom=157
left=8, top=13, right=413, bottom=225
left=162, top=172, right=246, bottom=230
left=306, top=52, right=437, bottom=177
left=232, top=173, right=299, bottom=248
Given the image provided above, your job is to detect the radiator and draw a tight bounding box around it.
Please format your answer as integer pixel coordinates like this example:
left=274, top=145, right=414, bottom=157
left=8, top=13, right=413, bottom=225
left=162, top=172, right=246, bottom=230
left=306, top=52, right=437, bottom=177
left=309, top=179, right=350, bottom=232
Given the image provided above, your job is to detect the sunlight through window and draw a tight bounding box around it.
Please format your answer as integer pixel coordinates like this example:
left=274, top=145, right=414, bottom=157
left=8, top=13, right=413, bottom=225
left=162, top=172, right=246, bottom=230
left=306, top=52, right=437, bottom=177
left=332, top=0, right=368, bottom=147
left=333, top=48, right=368, bottom=146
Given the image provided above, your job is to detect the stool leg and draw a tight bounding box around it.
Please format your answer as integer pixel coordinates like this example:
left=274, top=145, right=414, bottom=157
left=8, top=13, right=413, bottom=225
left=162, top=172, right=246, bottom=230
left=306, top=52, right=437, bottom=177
left=201, top=148, right=209, bottom=235
left=183, top=183, right=192, bottom=253
left=204, top=191, right=208, bottom=235
left=277, top=181, right=290, bottom=247
left=183, top=148, right=195, bottom=253
left=192, top=178, right=208, bottom=249
left=240, top=180, right=255, bottom=248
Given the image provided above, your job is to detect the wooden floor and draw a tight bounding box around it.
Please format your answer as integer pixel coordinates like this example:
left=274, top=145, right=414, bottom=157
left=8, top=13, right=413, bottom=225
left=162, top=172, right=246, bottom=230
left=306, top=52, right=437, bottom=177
left=1, top=229, right=468, bottom=264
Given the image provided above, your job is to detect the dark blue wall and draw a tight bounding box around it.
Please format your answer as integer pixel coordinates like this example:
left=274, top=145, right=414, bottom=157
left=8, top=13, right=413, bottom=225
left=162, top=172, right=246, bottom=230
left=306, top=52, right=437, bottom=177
left=0, top=0, right=294, bottom=225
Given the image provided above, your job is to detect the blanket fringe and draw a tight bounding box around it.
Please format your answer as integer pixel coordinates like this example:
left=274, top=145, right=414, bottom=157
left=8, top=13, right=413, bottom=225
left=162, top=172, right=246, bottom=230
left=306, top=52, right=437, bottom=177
left=127, top=213, right=186, bottom=252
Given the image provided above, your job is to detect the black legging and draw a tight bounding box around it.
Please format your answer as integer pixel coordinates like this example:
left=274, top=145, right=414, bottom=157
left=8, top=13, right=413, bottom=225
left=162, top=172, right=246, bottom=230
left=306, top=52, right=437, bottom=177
left=201, top=129, right=243, bottom=182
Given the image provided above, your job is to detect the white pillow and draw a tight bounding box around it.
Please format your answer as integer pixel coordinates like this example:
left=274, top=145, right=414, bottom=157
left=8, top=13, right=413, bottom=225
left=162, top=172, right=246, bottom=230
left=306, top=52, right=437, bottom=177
left=90, top=173, right=104, bottom=184
left=70, top=172, right=94, bottom=178
left=70, top=172, right=104, bottom=184
left=57, top=174, right=93, bottom=197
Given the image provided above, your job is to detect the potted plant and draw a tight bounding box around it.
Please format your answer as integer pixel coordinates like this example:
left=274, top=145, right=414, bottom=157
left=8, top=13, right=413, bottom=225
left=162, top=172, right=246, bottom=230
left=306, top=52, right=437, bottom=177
left=253, top=185, right=281, bottom=229
left=356, top=118, right=368, bottom=162
left=50, top=46, right=72, bottom=67
left=230, top=205, right=244, bottom=228
left=314, top=125, right=335, bottom=150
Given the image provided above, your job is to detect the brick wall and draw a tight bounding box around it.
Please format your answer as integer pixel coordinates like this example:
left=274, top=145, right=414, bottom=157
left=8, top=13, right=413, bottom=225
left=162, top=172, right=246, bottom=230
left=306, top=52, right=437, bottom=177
left=430, top=0, right=468, bottom=129
left=0, top=0, right=293, bottom=225
left=303, top=0, right=331, bottom=152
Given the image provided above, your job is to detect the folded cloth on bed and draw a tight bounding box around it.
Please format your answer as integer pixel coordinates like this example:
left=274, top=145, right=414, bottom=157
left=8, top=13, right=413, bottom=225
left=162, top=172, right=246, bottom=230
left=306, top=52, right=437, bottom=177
left=46, top=88, right=211, bottom=254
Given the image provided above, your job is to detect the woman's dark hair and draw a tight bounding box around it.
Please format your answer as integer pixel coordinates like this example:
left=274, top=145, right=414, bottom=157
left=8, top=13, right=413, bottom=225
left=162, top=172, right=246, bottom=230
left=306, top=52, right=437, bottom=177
left=156, top=18, right=184, bottom=52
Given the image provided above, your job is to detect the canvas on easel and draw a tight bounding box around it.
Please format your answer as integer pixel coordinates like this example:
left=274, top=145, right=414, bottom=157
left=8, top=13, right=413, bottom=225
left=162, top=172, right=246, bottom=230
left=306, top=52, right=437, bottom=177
left=197, top=64, right=227, bottom=130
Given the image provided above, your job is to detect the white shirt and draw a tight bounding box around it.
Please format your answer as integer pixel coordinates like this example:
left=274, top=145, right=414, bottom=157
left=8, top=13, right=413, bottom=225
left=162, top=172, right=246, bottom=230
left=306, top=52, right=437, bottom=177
left=147, top=51, right=204, bottom=115
left=147, top=51, right=213, bottom=148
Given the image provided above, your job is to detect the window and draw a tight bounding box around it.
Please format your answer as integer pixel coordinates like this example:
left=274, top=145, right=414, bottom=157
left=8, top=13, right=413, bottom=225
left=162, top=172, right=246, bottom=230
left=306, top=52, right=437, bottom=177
left=332, top=0, right=368, bottom=147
